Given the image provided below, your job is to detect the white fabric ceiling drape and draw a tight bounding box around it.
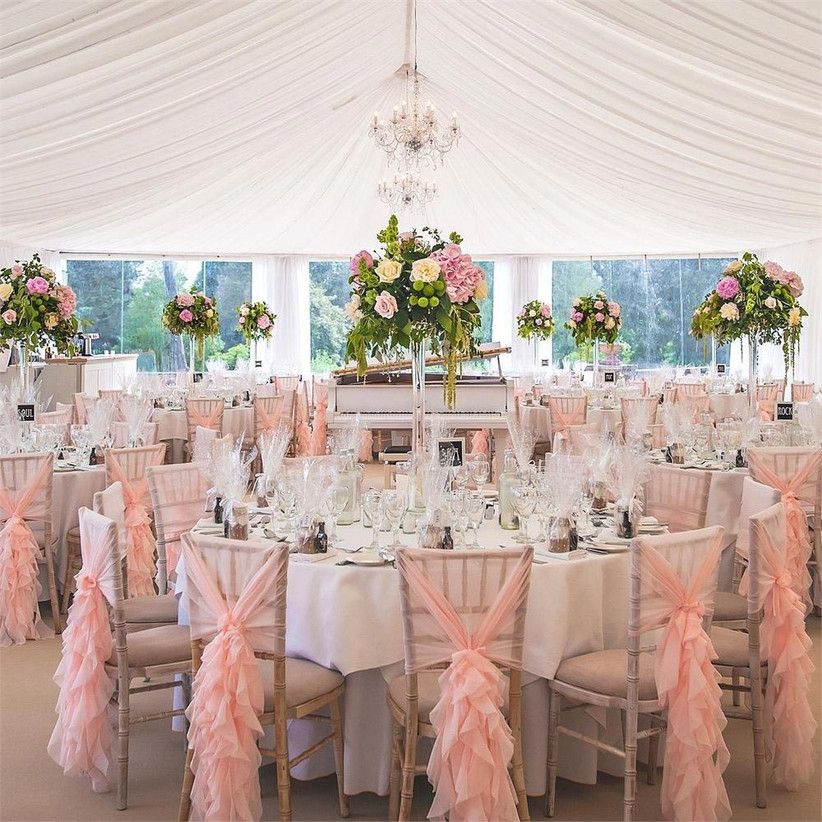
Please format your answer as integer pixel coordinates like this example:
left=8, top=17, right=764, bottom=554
left=0, top=0, right=819, bottom=256
left=251, top=256, right=310, bottom=376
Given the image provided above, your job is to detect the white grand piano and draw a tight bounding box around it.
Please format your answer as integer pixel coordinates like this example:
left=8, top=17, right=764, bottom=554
left=327, top=346, right=514, bottom=459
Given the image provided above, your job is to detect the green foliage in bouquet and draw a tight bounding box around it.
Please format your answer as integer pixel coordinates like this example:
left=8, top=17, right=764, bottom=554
left=564, top=291, right=621, bottom=346
left=237, top=300, right=276, bottom=342
left=690, top=252, right=807, bottom=373
left=161, top=289, right=220, bottom=361
left=344, top=215, right=488, bottom=406
left=0, top=254, right=80, bottom=354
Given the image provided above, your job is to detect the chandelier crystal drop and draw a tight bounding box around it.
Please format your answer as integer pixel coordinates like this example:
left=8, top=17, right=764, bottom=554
left=370, top=69, right=459, bottom=170
left=377, top=172, right=437, bottom=211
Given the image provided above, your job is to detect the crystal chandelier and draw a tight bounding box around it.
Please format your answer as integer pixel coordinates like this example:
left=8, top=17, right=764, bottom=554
left=377, top=172, right=437, bottom=211
left=370, top=67, right=460, bottom=170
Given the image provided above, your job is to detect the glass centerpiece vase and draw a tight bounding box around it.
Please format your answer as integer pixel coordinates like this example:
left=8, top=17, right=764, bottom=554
left=17, top=340, right=32, bottom=396
left=747, top=335, right=758, bottom=416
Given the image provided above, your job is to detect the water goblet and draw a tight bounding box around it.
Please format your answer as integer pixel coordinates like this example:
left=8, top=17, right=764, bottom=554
left=380, top=491, right=407, bottom=559
left=511, top=485, right=537, bottom=543
left=469, top=455, right=490, bottom=489
left=464, top=493, right=485, bottom=548
left=362, top=489, right=382, bottom=551
left=326, top=484, right=349, bottom=544
left=453, top=464, right=471, bottom=492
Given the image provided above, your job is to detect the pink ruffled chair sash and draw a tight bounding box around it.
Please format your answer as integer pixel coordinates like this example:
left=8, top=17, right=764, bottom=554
left=397, top=549, right=532, bottom=822
left=471, top=429, right=489, bottom=456
left=48, top=508, right=118, bottom=793
left=0, top=455, right=52, bottom=646
left=183, top=539, right=287, bottom=822
left=106, top=453, right=156, bottom=598
left=753, top=518, right=817, bottom=790
left=747, top=450, right=821, bottom=611
left=638, top=536, right=730, bottom=822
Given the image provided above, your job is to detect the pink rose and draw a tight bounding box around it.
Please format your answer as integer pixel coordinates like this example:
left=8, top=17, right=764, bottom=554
left=595, top=312, right=605, bottom=323
left=256, top=314, right=271, bottom=329
left=350, top=250, right=374, bottom=273
left=179, top=309, right=194, bottom=323
left=540, top=304, right=551, bottom=318
left=535, top=318, right=543, bottom=326
left=594, top=300, right=604, bottom=310
left=439, top=243, right=463, bottom=260
left=10, top=264, right=23, bottom=279
left=204, top=296, right=213, bottom=305
left=26, top=276, right=49, bottom=295
left=608, top=301, right=620, bottom=317
left=716, top=276, right=740, bottom=300
left=2, top=309, right=16, bottom=324
left=374, top=290, right=398, bottom=319
left=572, top=311, right=583, bottom=322
left=176, top=293, right=195, bottom=308
left=764, top=262, right=803, bottom=297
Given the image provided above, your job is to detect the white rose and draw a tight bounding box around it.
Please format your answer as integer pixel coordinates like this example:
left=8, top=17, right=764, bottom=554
left=724, top=260, right=743, bottom=275
left=605, top=317, right=615, bottom=329
left=719, top=302, right=739, bottom=321
left=572, top=298, right=580, bottom=307
left=376, top=259, right=402, bottom=283
left=239, top=305, right=249, bottom=316
left=206, top=309, right=214, bottom=317
left=344, top=298, right=363, bottom=322
left=410, top=258, right=441, bottom=283
left=764, top=296, right=777, bottom=309
left=0, top=283, right=11, bottom=302
left=529, top=310, right=537, bottom=317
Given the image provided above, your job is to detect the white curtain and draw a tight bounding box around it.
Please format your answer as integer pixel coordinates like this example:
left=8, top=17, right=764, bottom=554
left=251, top=255, right=310, bottom=376
left=491, top=256, right=552, bottom=373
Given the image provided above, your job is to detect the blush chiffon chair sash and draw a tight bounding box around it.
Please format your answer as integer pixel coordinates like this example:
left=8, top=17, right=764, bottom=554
left=310, top=384, right=328, bottom=457
left=0, top=455, right=53, bottom=646
left=294, top=392, right=311, bottom=456
left=396, top=548, right=533, bottom=822
left=747, top=450, right=822, bottom=611
left=48, top=508, right=119, bottom=792
left=106, top=453, right=157, bottom=598
left=637, top=534, right=730, bottom=822
left=187, top=404, right=223, bottom=431
left=182, top=537, right=288, bottom=822
left=751, top=512, right=817, bottom=791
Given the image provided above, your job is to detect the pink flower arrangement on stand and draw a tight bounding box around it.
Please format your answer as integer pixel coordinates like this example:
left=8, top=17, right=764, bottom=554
left=237, top=300, right=276, bottom=368
left=161, top=290, right=220, bottom=372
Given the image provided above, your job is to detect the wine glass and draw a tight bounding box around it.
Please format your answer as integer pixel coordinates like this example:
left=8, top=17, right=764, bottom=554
left=469, top=455, right=490, bottom=489
left=453, top=464, right=471, bottom=492
left=326, top=484, right=349, bottom=544
left=511, top=485, right=537, bottom=543
left=380, top=491, right=407, bottom=560
left=447, top=491, right=467, bottom=547
left=464, top=493, right=485, bottom=548
left=361, top=489, right=382, bottom=551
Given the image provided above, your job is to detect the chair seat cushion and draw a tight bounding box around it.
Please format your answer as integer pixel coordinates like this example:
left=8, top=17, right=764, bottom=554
left=388, top=671, right=510, bottom=722
left=260, top=658, right=344, bottom=710
left=711, top=626, right=751, bottom=668
left=554, top=649, right=658, bottom=700
left=121, top=593, right=178, bottom=626
left=107, top=624, right=191, bottom=670
left=713, top=591, right=747, bottom=622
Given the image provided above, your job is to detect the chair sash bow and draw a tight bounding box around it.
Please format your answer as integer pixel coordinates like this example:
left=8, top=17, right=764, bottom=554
left=188, top=404, right=223, bottom=431
left=255, top=401, right=282, bottom=437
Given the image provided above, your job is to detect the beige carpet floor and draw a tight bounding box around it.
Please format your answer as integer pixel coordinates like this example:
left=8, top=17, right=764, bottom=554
left=2, top=613, right=820, bottom=822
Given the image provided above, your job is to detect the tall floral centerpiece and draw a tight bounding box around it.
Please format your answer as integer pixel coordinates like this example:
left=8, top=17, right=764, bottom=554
left=0, top=254, right=80, bottom=392
left=517, top=300, right=554, bottom=369
left=565, top=291, right=621, bottom=378
left=161, top=290, right=220, bottom=373
left=345, top=214, right=487, bottom=458
left=690, top=253, right=806, bottom=411
left=237, top=300, right=276, bottom=368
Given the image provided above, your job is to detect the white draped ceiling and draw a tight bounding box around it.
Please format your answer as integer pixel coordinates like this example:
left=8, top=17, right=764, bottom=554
left=0, top=0, right=820, bottom=256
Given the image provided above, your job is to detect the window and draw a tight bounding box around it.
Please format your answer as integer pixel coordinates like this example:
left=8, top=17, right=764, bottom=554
left=551, top=257, right=733, bottom=368
left=308, top=259, right=496, bottom=373
left=66, top=259, right=251, bottom=371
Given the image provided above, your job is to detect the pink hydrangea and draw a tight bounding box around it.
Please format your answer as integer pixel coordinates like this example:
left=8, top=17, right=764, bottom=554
left=2, top=309, right=16, bottom=324
left=374, top=290, right=398, bottom=319
left=350, top=250, right=374, bottom=273
left=256, top=314, right=271, bottom=329
left=595, top=312, right=605, bottom=323
left=55, top=284, right=77, bottom=319
left=716, top=276, right=740, bottom=299
left=25, top=276, right=49, bottom=295
left=176, top=293, right=195, bottom=308
left=608, top=301, right=620, bottom=317
left=179, top=309, right=194, bottom=323
left=10, top=264, right=23, bottom=279
left=431, top=246, right=482, bottom=304
left=540, top=303, right=551, bottom=318
left=572, top=311, right=583, bottom=322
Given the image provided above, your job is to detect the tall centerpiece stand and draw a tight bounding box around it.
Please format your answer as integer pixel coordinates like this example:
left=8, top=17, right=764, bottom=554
left=592, top=338, right=600, bottom=384
left=516, top=299, right=555, bottom=380
left=747, top=335, right=758, bottom=416
left=17, top=341, right=31, bottom=396
left=410, top=341, right=427, bottom=459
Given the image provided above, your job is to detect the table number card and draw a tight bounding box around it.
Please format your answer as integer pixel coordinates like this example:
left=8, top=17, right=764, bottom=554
left=776, top=402, right=794, bottom=421
left=192, top=372, right=203, bottom=383
left=603, top=370, right=616, bottom=384
left=255, top=359, right=263, bottom=368
left=16, top=404, right=35, bottom=422
left=716, top=363, right=727, bottom=375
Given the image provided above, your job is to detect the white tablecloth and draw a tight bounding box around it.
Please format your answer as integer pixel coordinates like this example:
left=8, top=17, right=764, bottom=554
left=708, top=393, right=749, bottom=420
left=152, top=406, right=254, bottom=442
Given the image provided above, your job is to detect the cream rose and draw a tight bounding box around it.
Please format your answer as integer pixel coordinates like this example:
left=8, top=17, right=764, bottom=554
left=45, top=313, right=59, bottom=329
left=474, top=278, right=488, bottom=300
left=719, top=302, right=739, bottom=321
left=788, top=306, right=801, bottom=327
left=0, top=283, right=11, bottom=302
left=604, top=317, right=615, bottom=330
left=376, top=259, right=402, bottom=283
left=410, top=258, right=440, bottom=283
left=724, top=260, right=743, bottom=275
left=764, top=296, right=777, bottom=309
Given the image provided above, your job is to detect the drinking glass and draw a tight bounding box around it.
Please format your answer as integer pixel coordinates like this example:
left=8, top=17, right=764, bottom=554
left=362, top=489, right=382, bottom=551
left=447, top=491, right=467, bottom=547
left=469, top=455, right=490, bottom=488
left=380, top=491, right=407, bottom=557
left=511, top=485, right=537, bottom=543
left=453, top=464, right=471, bottom=492
left=326, top=485, right=349, bottom=544
left=464, top=493, right=485, bottom=548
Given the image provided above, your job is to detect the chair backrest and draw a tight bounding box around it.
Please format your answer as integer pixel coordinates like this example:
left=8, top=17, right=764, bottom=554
left=746, top=446, right=822, bottom=509
left=620, top=396, right=659, bottom=434
left=254, top=382, right=277, bottom=398
left=77, top=506, right=124, bottom=609
left=674, top=383, right=707, bottom=400
left=644, top=464, right=712, bottom=532
left=566, top=422, right=601, bottom=455
left=756, top=383, right=781, bottom=402
left=185, top=398, right=224, bottom=445
left=0, top=453, right=53, bottom=535
left=109, top=420, right=159, bottom=448
left=627, top=378, right=648, bottom=397
left=395, top=547, right=533, bottom=674
left=147, top=463, right=210, bottom=593
left=276, top=375, right=300, bottom=393
left=547, top=395, right=587, bottom=434
left=93, top=482, right=127, bottom=561
left=72, top=393, right=98, bottom=425
left=734, top=477, right=780, bottom=562
left=254, top=395, right=285, bottom=441
left=104, top=444, right=166, bottom=490
left=791, top=383, right=814, bottom=403
left=37, top=408, right=72, bottom=426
